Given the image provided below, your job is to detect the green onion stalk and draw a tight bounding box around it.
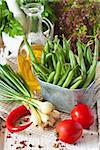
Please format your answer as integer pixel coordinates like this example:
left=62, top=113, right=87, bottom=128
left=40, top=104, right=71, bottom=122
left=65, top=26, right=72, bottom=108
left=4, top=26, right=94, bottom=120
left=0, top=64, right=54, bottom=126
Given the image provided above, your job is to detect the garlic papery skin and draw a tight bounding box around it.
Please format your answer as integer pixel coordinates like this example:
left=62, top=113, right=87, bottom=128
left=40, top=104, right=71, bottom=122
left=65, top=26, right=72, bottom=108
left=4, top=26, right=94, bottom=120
left=50, top=110, right=61, bottom=120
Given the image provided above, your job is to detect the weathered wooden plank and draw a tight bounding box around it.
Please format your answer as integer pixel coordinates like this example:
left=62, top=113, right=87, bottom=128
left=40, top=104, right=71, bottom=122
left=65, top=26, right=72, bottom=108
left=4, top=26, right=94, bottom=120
left=0, top=106, right=99, bottom=150
left=94, top=62, right=100, bottom=149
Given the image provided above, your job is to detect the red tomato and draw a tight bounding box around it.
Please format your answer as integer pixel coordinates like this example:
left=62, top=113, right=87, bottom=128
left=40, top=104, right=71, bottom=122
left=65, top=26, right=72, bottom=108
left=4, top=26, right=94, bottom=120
left=71, top=104, right=94, bottom=129
left=56, top=120, right=83, bottom=144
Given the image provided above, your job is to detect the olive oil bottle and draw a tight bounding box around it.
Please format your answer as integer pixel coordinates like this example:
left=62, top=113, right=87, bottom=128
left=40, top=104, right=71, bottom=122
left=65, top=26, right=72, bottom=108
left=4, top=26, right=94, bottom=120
left=18, top=3, right=53, bottom=92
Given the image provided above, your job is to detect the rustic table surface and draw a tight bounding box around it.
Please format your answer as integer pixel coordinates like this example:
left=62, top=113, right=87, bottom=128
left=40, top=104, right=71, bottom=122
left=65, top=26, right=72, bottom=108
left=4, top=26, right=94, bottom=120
left=0, top=50, right=100, bottom=150
left=0, top=100, right=100, bottom=150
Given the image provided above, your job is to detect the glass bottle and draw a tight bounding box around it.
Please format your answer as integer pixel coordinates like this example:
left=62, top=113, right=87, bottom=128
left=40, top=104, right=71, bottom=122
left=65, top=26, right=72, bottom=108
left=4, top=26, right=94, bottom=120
left=18, top=3, right=53, bottom=92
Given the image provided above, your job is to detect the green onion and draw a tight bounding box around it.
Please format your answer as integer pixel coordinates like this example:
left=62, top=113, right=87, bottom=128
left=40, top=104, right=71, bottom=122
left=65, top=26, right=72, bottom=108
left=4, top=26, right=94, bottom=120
left=0, top=64, right=54, bottom=120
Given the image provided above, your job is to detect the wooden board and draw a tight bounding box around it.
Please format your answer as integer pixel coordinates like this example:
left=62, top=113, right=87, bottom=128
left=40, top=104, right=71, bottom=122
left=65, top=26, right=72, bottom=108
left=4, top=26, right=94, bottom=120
left=0, top=106, right=99, bottom=150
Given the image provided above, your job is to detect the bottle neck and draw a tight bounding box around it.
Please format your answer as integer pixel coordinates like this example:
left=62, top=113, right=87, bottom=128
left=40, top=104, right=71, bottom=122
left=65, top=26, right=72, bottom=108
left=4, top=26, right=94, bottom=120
left=22, top=3, right=45, bottom=45
left=22, top=3, right=44, bottom=34
left=29, top=14, right=42, bottom=33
